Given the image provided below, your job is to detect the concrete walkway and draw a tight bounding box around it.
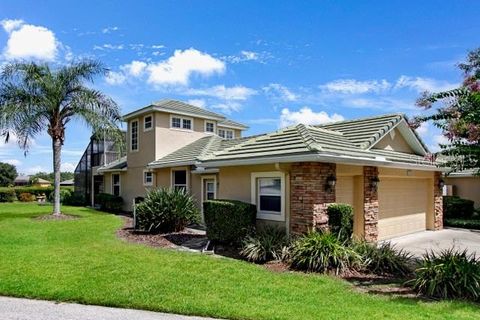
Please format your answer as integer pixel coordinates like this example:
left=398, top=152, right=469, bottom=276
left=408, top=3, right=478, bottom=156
left=0, top=296, right=218, bottom=320
left=387, top=228, right=480, bottom=257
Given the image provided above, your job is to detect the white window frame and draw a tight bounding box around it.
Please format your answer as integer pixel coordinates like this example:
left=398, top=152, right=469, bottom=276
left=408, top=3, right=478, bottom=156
left=204, top=120, right=216, bottom=134
left=143, top=114, right=153, bottom=132
left=170, top=168, right=189, bottom=191
left=170, top=114, right=194, bottom=132
left=251, top=172, right=285, bottom=221
left=143, top=170, right=154, bottom=186
left=111, top=173, right=121, bottom=196
left=201, top=175, right=217, bottom=220
left=218, top=128, right=235, bottom=139
left=130, top=119, right=139, bottom=152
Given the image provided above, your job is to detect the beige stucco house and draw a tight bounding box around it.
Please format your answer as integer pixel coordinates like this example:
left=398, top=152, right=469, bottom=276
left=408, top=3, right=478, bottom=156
left=94, top=99, right=444, bottom=242
left=444, top=170, right=480, bottom=207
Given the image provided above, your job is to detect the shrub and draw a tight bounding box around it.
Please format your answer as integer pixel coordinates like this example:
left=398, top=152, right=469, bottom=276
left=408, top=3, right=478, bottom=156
left=351, top=241, right=414, bottom=277
left=240, top=226, right=290, bottom=263
left=0, top=188, right=16, bottom=202
left=203, top=199, right=256, bottom=244
left=18, top=192, right=37, bottom=202
left=13, top=186, right=54, bottom=199
left=135, top=187, right=199, bottom=233
left=64, top=193, right=86, bottom=206
left=96, top=193, right=123, bottom=213
left=290, top=231, right=360, bottom=274
left=410, top=248, right=480, bottom=301
left=48, top=188, right=73, bottom=203
left=445, top=218, right=480, bottom=230
left=327, top=203, right=354, bottom=241
left=443, top=196, right=475, bottom=219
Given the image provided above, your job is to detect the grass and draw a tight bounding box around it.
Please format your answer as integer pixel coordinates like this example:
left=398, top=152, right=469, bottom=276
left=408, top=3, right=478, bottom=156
left=0, top=203, right=478, bottom=320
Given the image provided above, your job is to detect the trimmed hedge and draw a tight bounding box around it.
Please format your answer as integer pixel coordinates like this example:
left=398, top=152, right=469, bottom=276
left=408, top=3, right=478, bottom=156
left=443, top=196, right=475, bottom=219
left=445, top=218, right=480, bottom=230
left=0, top=188, right=16, bottom=202
left=96, top=193, right=123, bottom=213
left=204, top=199, right=256, bottom=244
left=327, top=203, right=354, bottom=241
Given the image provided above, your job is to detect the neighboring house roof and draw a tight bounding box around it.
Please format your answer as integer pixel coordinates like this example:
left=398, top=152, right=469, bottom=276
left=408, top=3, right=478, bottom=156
left=60, top=179, right=74, bottom=185
left=446, top=169, right=479, bottom=177
left=148, top=113, right=437, bottom=171
left=35, top=178, right=51, bottom=184
left=217, top=119, right=249, bottom=130
left=14, top=175, right=30, bottom=183
left=97, top=156, right=128, bottom=173
left=122, top=100, right=248, bottom=129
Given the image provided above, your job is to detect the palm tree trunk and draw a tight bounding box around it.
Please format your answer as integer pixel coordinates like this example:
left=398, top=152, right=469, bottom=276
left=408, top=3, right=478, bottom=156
left=52, top=137, right=62, bottom=215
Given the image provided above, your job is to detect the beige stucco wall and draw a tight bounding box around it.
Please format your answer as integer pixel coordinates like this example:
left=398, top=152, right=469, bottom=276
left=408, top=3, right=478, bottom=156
left=372, top=128, right=414, bottom=154
left=445, top=176, right=480, bottom=207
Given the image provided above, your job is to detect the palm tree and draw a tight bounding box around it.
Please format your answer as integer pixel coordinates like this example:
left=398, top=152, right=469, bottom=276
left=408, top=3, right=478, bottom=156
left=0, top=60, right=123, bottom=216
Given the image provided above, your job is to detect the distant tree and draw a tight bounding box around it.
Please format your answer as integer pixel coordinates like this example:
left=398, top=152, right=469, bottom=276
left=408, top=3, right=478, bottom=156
left=413, top=48, right=480, bottom=174
left=31, top=171, right=74, bottom=183
left=0, top=162, right=17, bottom=186
left=0, top=60, right=123, bottom=216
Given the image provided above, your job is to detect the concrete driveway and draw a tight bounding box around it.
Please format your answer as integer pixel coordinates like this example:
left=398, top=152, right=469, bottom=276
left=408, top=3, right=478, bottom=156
left=387, top=228, right=480, bottom=258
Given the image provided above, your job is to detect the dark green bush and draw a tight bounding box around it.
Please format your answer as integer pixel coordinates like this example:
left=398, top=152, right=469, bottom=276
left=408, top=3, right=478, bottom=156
left=351, top=241, right=414, bottom=277
left=445, top=218, right=480, bottom=230
left=290, top=230, right=361, bottom=274
left=0, top=188, right=16, bottom=202
left=13, top=186, right=54, bottom=199
left=204, top=199, right=256, bottom=244
left=135, top=188, right=199, bottom=233
left=327, top=203, right=354, bottom=241
left=443, top=196, right=475, bottom=219
left=96, top=193, right=123, bottom=213
left=240, top=226, right=290, bottom=263
left=410, top=248, right=480, bottom=301
left=64, top=193, right=86, bottom=206
left=48, top=188, right=73, bottom=203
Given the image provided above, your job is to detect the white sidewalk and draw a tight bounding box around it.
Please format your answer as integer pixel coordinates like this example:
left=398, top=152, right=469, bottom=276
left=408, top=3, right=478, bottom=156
left=0, top=296, right=219, bottom=320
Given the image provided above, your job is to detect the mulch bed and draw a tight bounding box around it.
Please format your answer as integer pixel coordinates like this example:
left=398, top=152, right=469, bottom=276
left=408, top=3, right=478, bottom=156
left=35, top=213, right=78, bottom=221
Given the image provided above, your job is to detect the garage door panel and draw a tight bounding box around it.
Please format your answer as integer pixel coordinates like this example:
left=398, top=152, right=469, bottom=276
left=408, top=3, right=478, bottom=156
left=378, top=178, right=428, bottom=240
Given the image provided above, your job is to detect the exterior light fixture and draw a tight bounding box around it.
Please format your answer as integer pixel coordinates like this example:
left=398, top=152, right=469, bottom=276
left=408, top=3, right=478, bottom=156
left=326, top=175, right=337, bottom=192
left=370, top=176, right=380, bottom=190
left=438, top=179, right=445, bottom=190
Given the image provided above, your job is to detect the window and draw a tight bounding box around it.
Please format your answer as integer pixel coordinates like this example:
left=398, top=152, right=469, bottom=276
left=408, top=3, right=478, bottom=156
left=182, top=118, right=192, bottom=130
left=171, top=117, right=181, bottom=128
left=170, top=116, right=193, bottom=131
left=144, top=115, right=153, bottom=131
left=112, top=174, right=121, bottom=196
left=144, top=171, right=153, bottom=186
left=130, top=120, right=139, bottom=151
left=251, top=172, right=285, bottom=221
left=218, top=129, right=234, bottom=140
left=172, top=170, right=187, bottom=191
left=205, top=121, right=215, bottom=133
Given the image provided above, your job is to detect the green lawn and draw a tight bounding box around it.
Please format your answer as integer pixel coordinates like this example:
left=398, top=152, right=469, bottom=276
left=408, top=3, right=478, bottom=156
left=0, top=203, right=478, bottom=319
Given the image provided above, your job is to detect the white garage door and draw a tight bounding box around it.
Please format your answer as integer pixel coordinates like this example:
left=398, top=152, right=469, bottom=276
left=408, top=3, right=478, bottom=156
left=378, top=178, right=428, bottom=240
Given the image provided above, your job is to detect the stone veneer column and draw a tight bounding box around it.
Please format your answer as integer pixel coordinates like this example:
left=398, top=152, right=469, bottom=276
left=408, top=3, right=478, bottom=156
left=290, top=162, right=336, bottom=234
left=363, top=166, right=379, bottom=242
left=433, top=171, right=443, bottom=230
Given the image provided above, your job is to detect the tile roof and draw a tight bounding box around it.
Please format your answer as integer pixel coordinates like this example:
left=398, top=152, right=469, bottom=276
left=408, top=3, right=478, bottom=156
left=151, top=99, right=226, bottom=120
left=97, top=156, right=127, bottom=172
left=217, top=119, right=249, bottom=129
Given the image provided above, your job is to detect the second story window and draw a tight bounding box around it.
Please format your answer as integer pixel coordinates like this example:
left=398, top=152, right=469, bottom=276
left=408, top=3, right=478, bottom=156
left=218, top=129, right=234, bottom=140
left=171, top=116, right=193, bottom=131
left=130, top=120, right=139, bottom=151
left=205, top=121, right=215, bottom=133
left=144, top=115, right=153, bottom=131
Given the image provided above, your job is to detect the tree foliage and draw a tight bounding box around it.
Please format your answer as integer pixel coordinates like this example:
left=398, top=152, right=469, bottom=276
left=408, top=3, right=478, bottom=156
left=31, top=171, right=74, bottom=183
left=0, top=162, right=17, bottom=187
left=0, top=60, right=122, bottom=214
left=412, top=48, right=480, bottom=174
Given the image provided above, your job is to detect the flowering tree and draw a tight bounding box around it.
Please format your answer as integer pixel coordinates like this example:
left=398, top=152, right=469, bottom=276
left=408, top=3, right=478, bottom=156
left=413, top=48, right=480, bottom=174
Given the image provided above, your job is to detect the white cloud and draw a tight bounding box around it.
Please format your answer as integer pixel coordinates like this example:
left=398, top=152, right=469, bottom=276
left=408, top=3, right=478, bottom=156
left=120, top=60, right=147, bottom=77
left=1, top=19, right=58, bottom=61
left=22, top=165, right=49, bottom=175
left=210, top=102, right=242, bottom=114
left=1, top=159, right=21, bottom=166
left=320, top=79, right=391, bottom=94
left=1, top=19, right=24, bottom=33
left=105, top=71, right=126, bottom=85
left=263, top=83, right=297, bottom=102
left=187, top=99, right=206, bottom=108
left=416, top=122, right=429, bottom=136
left=147, top=48, right=225, bottom=85
left=94, top=43, right=124, bottom=50
left=280, top=107, right=344, bottom=127
left=102, top=26, right=119, bottom=34
left=61, top=162, right=76, bottom=172
left=395, top=75, right=458, bottom=93
left=185, top=85, right=256, bottom=101
left=224, top=50, right=271, bottom=63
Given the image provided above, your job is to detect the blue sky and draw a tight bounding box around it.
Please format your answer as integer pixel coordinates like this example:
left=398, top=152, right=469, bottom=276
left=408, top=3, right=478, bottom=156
left=0, top=1, right=478, bottom=174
